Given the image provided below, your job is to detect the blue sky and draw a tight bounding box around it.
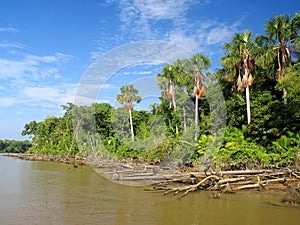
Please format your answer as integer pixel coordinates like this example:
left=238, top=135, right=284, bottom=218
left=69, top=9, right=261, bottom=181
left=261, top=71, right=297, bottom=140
left=0, top=0, right=299, bottom=140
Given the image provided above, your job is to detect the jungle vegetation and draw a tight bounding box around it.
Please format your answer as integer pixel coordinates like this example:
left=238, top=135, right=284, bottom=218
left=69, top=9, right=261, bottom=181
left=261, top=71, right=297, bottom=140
left=0, top=140, right=32, bottom=153
left=21, top=13, right=300, bottom=168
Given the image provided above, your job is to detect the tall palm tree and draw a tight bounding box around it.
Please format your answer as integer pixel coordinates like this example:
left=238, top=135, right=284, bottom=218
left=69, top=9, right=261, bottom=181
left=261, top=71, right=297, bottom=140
left=190, top=53, right=211, bottom=140
left=157, top=64, right=178, bottom=111
left=157, top=64, right=180, bottom=134
left=116, top=84, right=141, bottom=141
left=263, top=14, right=300, bottom=104
left=173, top=58, right=192, bottom=133
left=221, top=31, right=255, bottom=124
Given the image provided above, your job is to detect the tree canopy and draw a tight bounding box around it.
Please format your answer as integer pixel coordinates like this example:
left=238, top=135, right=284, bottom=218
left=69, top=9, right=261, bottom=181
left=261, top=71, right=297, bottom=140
left=20, top=12, right=300, bottom=168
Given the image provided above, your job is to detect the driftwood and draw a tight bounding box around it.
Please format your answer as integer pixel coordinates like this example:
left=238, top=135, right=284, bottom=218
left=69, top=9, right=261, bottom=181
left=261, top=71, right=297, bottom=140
left=4, top=153, right=300, bottom=199
left=162, top=175, right=220, bottom=197
left=149, top=169, right=300, bottom=198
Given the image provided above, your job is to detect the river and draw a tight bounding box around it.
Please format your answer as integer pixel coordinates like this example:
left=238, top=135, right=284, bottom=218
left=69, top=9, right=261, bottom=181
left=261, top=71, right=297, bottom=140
left=0, top=155, right=299, bottom=225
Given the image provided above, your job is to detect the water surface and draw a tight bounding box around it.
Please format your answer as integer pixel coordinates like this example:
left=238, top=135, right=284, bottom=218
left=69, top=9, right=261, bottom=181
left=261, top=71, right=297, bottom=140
left=0, top=155, right=299, bottom=225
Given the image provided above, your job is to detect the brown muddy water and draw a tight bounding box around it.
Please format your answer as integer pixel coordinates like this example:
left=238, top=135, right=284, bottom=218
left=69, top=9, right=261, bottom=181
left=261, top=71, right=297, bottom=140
left=0, top=155, right=299, bottom=225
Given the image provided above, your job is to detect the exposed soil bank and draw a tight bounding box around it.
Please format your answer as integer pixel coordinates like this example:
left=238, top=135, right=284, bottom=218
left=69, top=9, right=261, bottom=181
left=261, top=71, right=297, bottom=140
left=2, top=153, right=87, bottom=167
left=3, top=152, right=300, bottom=205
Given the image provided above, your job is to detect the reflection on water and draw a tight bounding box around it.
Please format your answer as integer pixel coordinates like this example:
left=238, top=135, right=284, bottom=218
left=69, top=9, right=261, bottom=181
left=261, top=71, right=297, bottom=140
left=0, top=155, right=299, bottom=225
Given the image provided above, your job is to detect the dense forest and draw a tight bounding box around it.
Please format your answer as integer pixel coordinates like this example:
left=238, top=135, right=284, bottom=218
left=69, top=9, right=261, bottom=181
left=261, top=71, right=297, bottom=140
left=21, top=13, right=300, bottom=168
left=0, top=140, right=32, bottom=153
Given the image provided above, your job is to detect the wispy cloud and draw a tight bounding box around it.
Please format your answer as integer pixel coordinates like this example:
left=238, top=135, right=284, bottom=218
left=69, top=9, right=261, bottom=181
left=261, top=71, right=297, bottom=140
left=0, top=26, right=18, bottom=32
left=109, top=0, right=197, bottom=39
left=0, top=83, right=77, bottom=110
left=0, top=97, right=18, bottom=107
left=0, top=52, right=73, bottom=81
left=207, top=26, right=238, bottom=45
left=0, top=57, right=60, bottom=81
left=20, top=84, right=77, bottom=108
left=0, top=41, right=76, bottom=111
left=24, top=52, right=73, bottom=64
left=98, top=0, right=239, bottom=58
left=0, top=41, right=24, bottom=49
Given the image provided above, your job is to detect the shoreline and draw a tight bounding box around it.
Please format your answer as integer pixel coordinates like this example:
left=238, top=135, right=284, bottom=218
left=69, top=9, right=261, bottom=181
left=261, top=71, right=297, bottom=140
left=2, top=153, right=87, bottom=167
left=2, top=152, right=300, bottom=204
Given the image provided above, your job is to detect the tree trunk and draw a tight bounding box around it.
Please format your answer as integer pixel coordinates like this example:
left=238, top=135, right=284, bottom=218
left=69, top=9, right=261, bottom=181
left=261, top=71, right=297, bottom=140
left=171, top=85, right=179, bottom=134
left=283, top=88, right=288, bottom=105
left=173, top=95, right=179, bottom=134
left=245, top=85, right=251, bottom=124
left=171, top=91, right=177, bottom=111
left=194, top=97, right=199, bottom=141
left=129, top=109, right=134, bottom=141
left=183, top=106, right=187, bottom=133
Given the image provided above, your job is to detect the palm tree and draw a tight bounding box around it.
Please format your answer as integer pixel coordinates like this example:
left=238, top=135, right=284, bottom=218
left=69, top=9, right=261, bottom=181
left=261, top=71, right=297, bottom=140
left=221, top=31, right=255, bottom=124
left=190, top=53, right=211, bottom=140
left=157, top=64, right=180, bottom=134
left=263, top=14, right=300, bottom=104
left=116, top=84, right=141, bottom=141
left=173, top=58, right=192, bottom=133
left=157, top=64, right=178, bottom=111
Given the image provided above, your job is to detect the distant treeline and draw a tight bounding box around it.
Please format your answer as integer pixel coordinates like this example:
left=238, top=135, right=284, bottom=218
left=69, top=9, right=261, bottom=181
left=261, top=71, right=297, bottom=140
left=0, top=140, right=32, bottom=153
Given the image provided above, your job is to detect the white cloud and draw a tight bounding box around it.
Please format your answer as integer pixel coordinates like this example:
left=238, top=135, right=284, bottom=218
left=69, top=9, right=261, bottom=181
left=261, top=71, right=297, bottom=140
left=0, top=41, right=76, bottom=110
left=0, top=58, right=60, bottom=81
left=98, top=0, right=239, bottom=59
left=21, top=84, right=77, bottom=108
left=0, top=26, right=17, bottom=32
left=108, top=0, right=198, bottom=39
left=24, top=52, right=73, bottom=64
left=168, top=30, right=200, bottom=51
left=131, top=0, right=192, bottom=20
left=207, top=27, right=235, bottom=45
left=0, top=51, right=74, bottom=81
left=0, top=97, right=18, bottom=107
left=0, top=41, right=24, bottom=49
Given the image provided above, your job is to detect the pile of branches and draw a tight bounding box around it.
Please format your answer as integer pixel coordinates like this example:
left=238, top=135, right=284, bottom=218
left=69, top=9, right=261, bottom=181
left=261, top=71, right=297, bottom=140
left=149, top=169, right=300, bottom=199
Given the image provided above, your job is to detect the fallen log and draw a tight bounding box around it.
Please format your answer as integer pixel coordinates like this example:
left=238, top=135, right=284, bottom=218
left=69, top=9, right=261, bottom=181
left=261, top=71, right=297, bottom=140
left=234, top=183, right=261, bottom=191
left=162, top=175, right=220, bottom=198
left=218, top=177, right=246, bottom=184
left=219, top=169, right=273, bottom=176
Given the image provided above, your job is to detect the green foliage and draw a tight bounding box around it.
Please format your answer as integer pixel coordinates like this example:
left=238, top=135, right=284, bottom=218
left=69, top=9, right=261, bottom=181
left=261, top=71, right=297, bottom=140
left=21, top=13, right=300, bottom=169
left=139, top=138, right=178, bottom=162
left=24, top=105, right=79, bottom=156
left=0, top=140, right=32, bottom=153
left=216, top=127, right=271, bottom=165
left=269, top=132, right=300, bottom=164
left=277, top=62, right=300, bottom=118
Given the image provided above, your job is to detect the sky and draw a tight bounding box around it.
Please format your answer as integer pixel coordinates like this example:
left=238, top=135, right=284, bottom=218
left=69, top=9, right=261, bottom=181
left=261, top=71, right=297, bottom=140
left=0, top=0, right=299, bottom=140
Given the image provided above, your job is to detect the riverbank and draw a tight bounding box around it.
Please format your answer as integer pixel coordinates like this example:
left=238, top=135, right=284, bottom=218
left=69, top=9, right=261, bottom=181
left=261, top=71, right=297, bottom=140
left=2, top=153, right=87, bottom=167
left=3, top=153, right=300, bottom=195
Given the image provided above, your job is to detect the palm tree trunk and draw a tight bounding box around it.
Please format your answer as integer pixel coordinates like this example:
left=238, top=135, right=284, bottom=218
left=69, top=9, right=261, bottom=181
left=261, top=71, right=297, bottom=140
left=129, top=109, right=134, bottom=141
left=283, top=88, right=288, bottom=105
left=172, top=95, right=179, bottom=134
left=245, top=85, right=251, bottom=124
left=195, top=97, right=199, bottom=141
left=183, top=106, right=187, bottom=133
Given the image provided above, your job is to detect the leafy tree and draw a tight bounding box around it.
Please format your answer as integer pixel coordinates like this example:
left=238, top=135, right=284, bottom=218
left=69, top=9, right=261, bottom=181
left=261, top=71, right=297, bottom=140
left=0, top=140, right=32, bottom=153
left=22, top=121, right=38, bottom=140
left=94, top=103, right=114, bottom=138
left=19, top=12, right=300, bottom=168
left=173, top=58, right=193, bottom=133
